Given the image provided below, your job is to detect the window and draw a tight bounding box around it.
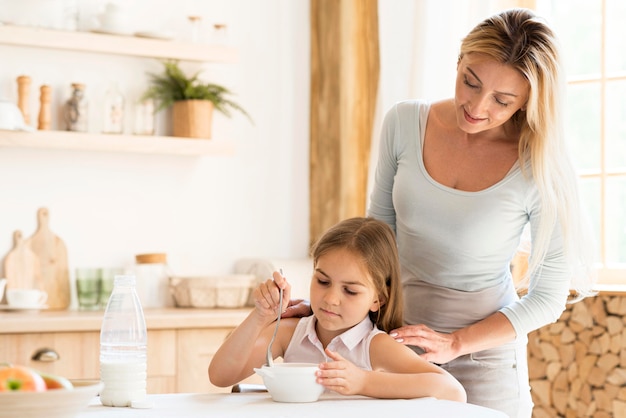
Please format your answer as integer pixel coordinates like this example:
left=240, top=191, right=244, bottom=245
left=537, top=0, right=626, bottom=284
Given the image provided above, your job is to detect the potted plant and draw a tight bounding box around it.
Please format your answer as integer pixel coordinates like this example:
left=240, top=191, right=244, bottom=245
left=142, top=60, right=251, bottom=139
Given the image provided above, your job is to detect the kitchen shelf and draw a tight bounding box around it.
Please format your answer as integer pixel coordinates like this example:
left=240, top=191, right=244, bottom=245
left=0, top=24, right=238, bottom=62
left=0, top=130, right=235, bottom=156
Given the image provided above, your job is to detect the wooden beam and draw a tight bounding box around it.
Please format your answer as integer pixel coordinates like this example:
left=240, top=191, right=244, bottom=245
left=310, top=0, right=379, bottom=246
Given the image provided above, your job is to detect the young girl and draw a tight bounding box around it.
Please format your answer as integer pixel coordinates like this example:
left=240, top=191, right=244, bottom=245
left=209, top=217, right=466, bottom=402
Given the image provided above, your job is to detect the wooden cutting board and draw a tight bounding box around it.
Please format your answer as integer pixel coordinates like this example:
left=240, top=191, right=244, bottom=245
left=3, top=230, right=42, bottom=290
left=24, top=207, right=70, bottom=309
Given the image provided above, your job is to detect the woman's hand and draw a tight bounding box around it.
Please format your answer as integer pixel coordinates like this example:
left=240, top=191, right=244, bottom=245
left=315, top=348, right=367, bottom=395
left=390, top=324, right=461, bottom=364
left=252, top=271, right=291, bottom=322
left=280, top=298, right=313, bottom=319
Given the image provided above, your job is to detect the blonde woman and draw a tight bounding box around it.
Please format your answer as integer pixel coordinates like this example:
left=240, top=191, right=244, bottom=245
left=366, top=8, right=595, bottom=418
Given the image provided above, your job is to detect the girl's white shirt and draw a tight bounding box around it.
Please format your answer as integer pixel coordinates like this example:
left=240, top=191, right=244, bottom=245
left=283, top=315, right=383, bottom=369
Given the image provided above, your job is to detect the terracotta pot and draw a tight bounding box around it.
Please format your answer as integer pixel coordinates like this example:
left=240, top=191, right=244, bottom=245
left=172, top=99, right=214, bottom=139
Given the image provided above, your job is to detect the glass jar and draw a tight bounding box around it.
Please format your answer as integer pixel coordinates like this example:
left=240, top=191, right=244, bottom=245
left=134, top=253, right=174, bottom=308
left=64, top=83, right=88, bottom=132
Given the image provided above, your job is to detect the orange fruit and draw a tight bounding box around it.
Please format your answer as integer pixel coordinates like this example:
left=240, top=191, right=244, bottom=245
left=0, top=365, right=47, bottom=392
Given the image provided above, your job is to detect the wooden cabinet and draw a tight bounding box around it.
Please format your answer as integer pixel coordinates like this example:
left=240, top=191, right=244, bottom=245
left=0, top=329, right=177, bottom=393
left=0, top=24, right=237, bottom=157
left=176, top=329, right=231, bottom=393
left=0, top=308, right=252, bottom=393
left=176, top=328, right=263, bottom=394
left=0, top=331, right=101, bottom=380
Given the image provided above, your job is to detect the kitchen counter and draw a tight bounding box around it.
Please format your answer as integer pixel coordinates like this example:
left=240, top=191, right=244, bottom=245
left=0, top=307, right=255, bottom=393
left=0, top=307, right=252, bottom=334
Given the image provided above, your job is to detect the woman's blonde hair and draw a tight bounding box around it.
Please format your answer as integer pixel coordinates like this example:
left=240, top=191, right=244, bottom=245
left=460, top=9, right=596, bottom=298
left=310, top=217, right=404, bottom=332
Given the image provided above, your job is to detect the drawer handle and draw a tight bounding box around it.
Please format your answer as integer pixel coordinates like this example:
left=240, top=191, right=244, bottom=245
left=31, top=348, right=60, bottom=362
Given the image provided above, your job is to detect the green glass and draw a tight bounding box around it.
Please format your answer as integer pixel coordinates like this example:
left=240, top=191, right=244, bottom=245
left=76, top=268, right=101, bottom=310
left=99, top=268, right=124, bottom=309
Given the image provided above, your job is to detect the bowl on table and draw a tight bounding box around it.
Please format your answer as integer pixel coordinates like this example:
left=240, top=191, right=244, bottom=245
left=0, top=379, right=103, bottom=418
left=254, top=363, right=324, bottom=403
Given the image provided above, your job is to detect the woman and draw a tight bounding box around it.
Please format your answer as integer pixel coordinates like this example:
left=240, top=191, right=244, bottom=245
left=366, top=8, right=595, bottom=418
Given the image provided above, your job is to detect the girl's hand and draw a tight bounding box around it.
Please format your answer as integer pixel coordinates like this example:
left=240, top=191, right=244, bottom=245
left=315, top=348, right=367, bottom=395
left=252, top=271, right=291, bottom=322
left=389, top=324, right=461, bottom=364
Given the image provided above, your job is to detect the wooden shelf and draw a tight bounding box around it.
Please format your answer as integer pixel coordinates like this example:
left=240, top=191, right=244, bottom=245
left=0, top=24, right=238, bottom=63
left=0, top=130, right=235, bottom=156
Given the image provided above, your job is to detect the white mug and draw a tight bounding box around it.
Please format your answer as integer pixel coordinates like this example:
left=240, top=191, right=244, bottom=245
left=6, top=289, right=48, bottom=307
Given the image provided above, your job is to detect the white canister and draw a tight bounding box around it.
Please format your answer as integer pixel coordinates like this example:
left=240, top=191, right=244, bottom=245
left=134, top=253, right=174, bottom=308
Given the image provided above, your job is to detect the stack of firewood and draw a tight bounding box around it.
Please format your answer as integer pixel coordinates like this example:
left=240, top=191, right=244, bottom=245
left=527, top=292, right=626, bottom=418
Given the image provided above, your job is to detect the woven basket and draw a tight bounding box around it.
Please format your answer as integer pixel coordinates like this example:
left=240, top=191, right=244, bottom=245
left=169, top=274, right=255, bottom=308
left=172, top=100, right=214, bottom=139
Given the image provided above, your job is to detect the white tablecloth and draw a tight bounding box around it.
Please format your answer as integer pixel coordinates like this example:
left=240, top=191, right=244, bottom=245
left=79, top=392, right=508, bottom=417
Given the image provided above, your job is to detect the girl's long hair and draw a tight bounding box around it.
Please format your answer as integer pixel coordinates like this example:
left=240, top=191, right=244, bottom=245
left=310, top=217, right=404, bottom=332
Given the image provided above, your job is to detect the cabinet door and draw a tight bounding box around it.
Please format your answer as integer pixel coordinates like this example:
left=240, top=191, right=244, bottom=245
left=176, top=328, right=264, bottom=393
left=147, top=329, right=177, bottom=394
left=0, top=332, right=100, bottom=379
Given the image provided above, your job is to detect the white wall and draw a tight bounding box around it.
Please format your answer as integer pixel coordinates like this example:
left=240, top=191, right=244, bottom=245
left=0, top=0, right=311, bottom=299
left=0, top=0, right=524, bottom=307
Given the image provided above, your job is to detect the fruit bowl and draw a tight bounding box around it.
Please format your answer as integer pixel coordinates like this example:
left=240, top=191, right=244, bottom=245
left=0, top=379, right=103, bottom=418
left=254, top=363, right=324, bottom=403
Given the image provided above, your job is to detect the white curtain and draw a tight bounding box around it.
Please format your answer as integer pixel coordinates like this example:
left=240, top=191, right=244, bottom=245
left=367, top=0, right=533, bottom=198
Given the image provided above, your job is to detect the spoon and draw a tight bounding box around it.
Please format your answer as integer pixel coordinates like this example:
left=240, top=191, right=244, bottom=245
left=266, top=269, right=284, bottom=367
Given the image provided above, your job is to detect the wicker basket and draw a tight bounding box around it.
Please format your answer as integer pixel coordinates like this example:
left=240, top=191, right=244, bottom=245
left=169, top=274, right=255, bottom=308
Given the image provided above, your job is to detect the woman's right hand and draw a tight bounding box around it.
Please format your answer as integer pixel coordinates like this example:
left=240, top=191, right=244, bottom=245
left=252, top=271, right=292, bottom=321
left=281, top=298, right=313, bottom=318
left=389, top=324, right=462, bottom=364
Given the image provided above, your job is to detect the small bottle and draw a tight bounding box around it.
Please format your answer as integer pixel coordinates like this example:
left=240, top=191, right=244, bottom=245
left=99, top=275, right=147, bottom=407
left=103, top=83, right=125, bottom=134
left=133, top=99, right=155, bottom=135
left=187, top=15, right=202, bottom=43
left=211, top=23, right=229, bottom=45
left=64, top=83, right=88, bottom=132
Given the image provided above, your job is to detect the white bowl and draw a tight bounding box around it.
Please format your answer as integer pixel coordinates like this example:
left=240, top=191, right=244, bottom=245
left=254, top=363, right=324, bottom=403
left=0, top=379, right=103, bottom=418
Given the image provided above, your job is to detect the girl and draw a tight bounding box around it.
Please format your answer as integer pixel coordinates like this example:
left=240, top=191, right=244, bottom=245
left=209, top=217, right=466, bottom=402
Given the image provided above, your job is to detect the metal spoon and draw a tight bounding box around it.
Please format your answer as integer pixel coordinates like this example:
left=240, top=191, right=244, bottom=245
left=266, top=269, right=284, bottom=367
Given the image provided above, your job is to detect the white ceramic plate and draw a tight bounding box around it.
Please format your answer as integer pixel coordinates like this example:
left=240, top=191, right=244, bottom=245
left=0, top=303, right=48, bottom=311
left=134, top=30, right=175, bottom=40
left=0, top=380, right=103, bottom=418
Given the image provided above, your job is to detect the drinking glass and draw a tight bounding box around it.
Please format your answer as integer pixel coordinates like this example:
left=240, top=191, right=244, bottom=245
left=76, top=268, right=101, bottom=310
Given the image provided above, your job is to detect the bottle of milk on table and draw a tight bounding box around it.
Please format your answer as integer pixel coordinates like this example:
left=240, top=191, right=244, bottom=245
left=99, top=275, right=147, bottom=407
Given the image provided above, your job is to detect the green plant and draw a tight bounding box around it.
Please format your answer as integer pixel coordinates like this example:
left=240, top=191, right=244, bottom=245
left=142, top=60, right=251, bottom=121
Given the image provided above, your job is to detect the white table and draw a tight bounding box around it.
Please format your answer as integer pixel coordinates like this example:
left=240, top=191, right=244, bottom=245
left=78, top=392, right=508, bottom=417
